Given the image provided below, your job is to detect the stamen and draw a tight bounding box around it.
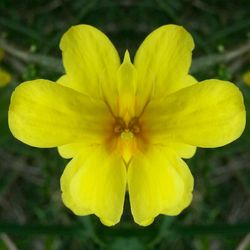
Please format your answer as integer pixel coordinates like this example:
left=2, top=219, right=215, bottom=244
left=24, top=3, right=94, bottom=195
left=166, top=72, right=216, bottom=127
left=131, top=125, right=140, bottom=134
left=113, top=116, right=141, bottom=136
left=113, top=117, right=126, bottom=134
left=128, top=117, right=141, bottom=134
left=114, top=125, right=123, bottom=134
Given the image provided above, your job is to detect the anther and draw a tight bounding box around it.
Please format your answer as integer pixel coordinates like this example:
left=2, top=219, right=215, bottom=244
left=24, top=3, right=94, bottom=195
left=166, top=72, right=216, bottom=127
left=114, top=125, right=123, bottom=134
left=131, top=125, right=140, bottom=134
left=128, top=117, right=141, bottom=134
left=113, top=117, right=126, bottom=134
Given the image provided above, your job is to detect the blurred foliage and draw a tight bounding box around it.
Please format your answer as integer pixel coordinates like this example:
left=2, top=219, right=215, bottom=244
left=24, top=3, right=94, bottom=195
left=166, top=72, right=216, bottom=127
left=0, top=0, right=250, bottom=249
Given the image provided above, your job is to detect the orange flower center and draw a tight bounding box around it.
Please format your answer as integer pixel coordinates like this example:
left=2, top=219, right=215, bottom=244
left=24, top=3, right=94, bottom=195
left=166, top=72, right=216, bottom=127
left=113, top=117, right=141, bottom=136
left=106, top=116, right=149, bottom=163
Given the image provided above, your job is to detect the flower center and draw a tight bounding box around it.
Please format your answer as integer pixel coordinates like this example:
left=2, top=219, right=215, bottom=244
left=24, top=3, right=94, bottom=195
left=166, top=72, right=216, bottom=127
left=109, top=116, right=148, bottom=162
left=113, top=117, right=141, bottom=138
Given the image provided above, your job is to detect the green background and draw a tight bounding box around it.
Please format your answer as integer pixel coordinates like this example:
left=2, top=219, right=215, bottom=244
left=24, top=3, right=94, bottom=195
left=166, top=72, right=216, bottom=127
left=0, top=0, right=250, bottom=249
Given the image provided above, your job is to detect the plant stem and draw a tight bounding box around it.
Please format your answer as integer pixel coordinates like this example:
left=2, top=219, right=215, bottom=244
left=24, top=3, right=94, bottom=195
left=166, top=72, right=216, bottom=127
left=0, top=39, right=63, bottom=74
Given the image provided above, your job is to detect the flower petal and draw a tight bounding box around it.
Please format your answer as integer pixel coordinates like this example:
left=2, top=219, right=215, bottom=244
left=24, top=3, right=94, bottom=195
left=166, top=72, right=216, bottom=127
left=165, top=143, right=196, bottom=159
left=141, top=80, right=246, bottom=148
left=161, top=149, right=194, bottom=216
left=9, top=79, right=112, bottom=148
left=63, top=146, right=126, bottom=226
left=58, top=143, right=87, bottom=159
left=59, top=25, right=120, bottom=108
left=134, top=25, right=195, bottom=109
left=61, top=147, right=95, bottom=216
left=117, top=50, right=137, bottom=118
left=128, top=146, right=193, bottom=226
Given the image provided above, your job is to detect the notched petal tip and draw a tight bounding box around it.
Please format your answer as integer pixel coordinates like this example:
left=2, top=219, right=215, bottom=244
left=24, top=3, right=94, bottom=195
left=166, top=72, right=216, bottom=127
left=164, top=24, right=195, bottom=51
left=59, top=24, right=98, bottom=50
left=59, top=23, right=120, bottom=105
left=135, top=217, right=155, bottom=227
left=134, top=24, right=195, bottom=101
left=63, top=148, right=126, bottom=227
left=100, top=217, right=120, bottom=227
left=128, top=148, right=195, bottom=227
left=150, top=24, right=195, bottom=51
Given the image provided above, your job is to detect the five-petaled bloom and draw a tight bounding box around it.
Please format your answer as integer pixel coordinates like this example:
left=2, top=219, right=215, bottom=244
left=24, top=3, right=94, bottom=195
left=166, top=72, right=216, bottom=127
left=8, top=25, right=246, bottom=226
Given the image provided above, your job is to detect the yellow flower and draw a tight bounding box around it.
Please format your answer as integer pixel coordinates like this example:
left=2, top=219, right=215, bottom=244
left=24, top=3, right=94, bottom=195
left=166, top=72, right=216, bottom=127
left=0, top=68, right=11, bottom=87
left=243, top=71, right=250, bottom=86
left=8, top=25, right=246, bottom=226
left=0, top=48, right=11, bottom=87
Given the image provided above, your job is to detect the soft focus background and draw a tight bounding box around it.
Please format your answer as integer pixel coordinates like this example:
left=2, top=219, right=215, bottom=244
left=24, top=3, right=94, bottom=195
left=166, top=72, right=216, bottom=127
left=0, top=0, right=250, bottom=249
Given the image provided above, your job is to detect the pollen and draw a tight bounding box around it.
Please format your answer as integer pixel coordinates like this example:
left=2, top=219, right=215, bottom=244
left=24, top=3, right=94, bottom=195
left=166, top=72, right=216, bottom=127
left=121, top=131, right=134, bottom=139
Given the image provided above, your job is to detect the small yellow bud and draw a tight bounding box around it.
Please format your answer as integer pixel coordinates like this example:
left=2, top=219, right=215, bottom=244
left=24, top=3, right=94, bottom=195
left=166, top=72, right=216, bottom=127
left=243, top=71, right=250, bottom=86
